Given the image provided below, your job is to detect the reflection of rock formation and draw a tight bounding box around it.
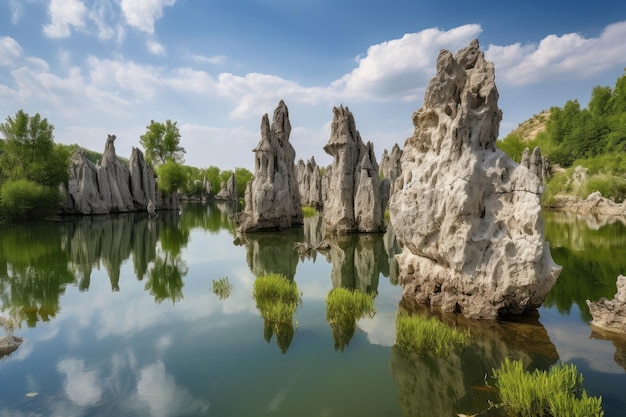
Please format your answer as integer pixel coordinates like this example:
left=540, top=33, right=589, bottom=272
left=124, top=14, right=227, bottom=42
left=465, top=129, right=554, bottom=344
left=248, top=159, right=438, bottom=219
left=587, top=275, right=626, bottom=334
left=391, top=301, right=559, bottom=417
left=263, top=319, right=294, bottom=354
left=63, top=135, right=178, bottom=214
left=389, top=40, right=560, bottom=319
left=296, top=157, right=324, bottom=209
left=590, top=326, right=626, bottom=371
left=237, top=100, right=303, bottom=232
left=237, top=229, right=304, bottom=280
left=323, top=105, right=386, bottom=233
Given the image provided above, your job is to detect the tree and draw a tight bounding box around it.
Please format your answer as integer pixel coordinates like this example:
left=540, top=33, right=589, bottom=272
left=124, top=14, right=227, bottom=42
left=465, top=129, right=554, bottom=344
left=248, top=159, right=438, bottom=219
left=0, top=110, right=67, bottom=187
left=139, top=119, right=185, bottom=166
left=156, top=159, right=186, bottom=194
left=235, top=167, right=253, bottom=199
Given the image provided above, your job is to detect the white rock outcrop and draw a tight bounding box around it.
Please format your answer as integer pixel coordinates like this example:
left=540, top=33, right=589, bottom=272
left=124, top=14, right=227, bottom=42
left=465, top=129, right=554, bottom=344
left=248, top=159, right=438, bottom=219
left=296, top=157, right=323, bottom=209
left=236, top=100, right=303, bottom=232
left=389, top=40, right=561, bottom=319
left=323, top=105, right=386, bottom=234
left=587, top=275, right=626, bottom=334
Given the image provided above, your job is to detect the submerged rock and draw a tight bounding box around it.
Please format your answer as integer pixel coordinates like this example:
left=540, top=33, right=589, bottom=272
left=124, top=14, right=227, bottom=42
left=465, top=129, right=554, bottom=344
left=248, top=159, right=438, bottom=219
left=389, top=40, right=560, bottom=319
left=323, top=105, right=386, bottom=234
left=587, top=275, right=626, bottom=335
left=236, top=100, right=303, bottom=232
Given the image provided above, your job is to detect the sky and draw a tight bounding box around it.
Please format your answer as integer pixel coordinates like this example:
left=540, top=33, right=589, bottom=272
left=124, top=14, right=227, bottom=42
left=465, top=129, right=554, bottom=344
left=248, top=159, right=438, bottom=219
left=1, top=0, right=626, bottom=171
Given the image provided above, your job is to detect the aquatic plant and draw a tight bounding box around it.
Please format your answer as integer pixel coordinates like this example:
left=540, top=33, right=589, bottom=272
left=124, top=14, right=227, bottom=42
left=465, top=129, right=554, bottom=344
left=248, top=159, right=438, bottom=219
left=493, top=358, right=604, bottom=417
left=325, top=287, right=376, bottom=351
left=302, top=205, right=317, bottom=217
left=253, top=273, right=301, bottom=323
left=395, top=311, right=470, bottom=356
left=212, top=276, right=233, bottom=300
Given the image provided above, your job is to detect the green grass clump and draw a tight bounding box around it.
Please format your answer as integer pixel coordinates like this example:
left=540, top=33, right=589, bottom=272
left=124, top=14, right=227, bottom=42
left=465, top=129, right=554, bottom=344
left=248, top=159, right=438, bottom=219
left=301, top=205, right=317, bottom=217
left=395, top=312, right=470, bottom=356
left=212, top=277, right=233, bottom=300
left=326, top=287, right=376, bottom=321
left=493, top=358, right=604, bottom=417
left=253, top=274, right=301, bottom=323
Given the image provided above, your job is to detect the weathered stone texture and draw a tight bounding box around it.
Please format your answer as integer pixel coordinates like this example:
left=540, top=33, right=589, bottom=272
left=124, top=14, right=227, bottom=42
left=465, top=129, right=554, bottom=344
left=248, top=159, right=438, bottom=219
left=322, top=105, right=386, bottom=234
left=389, top=40, right=560, bottom=319
left=296, top=157, right=323, bottom=209
left=587, top=275, right=626, bottom=334
left=236, top=100, right=303, bottom=232
left=380, top=143, right=403, bottom=195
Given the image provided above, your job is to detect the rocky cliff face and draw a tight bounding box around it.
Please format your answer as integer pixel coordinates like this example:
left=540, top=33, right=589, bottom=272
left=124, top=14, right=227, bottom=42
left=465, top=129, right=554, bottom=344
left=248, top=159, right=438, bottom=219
left=520, top=146, right=550, bottom=184
left=380, top=143, right=403, bottom=196
left=323, top=105, right=386, bottom=234
left=63, top=135, right=176, bottom=214
left=389, top=40, right=561, bottom=319
left=296, top=157, right=323, bottom=209
left=236, top=100, right=303, bottom=232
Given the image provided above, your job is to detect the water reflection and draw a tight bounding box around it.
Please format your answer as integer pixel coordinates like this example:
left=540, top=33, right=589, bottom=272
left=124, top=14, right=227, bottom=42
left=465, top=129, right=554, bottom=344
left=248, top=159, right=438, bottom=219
left=543, top=211, right=626, bottom=321
left=392, top=300, right=559, bottom=417
left=589, top=326, right=626, bottom=372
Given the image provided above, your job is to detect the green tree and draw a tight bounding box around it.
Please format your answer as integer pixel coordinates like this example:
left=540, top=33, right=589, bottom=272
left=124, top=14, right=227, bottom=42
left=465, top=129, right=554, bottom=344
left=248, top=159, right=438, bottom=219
left=139, top=120, right=185, bottom=166
left=0, top=110, right=67, bottom=187
left=156, top=159, right=186, bottom=194
left=234, top=167, right=253, bottom=199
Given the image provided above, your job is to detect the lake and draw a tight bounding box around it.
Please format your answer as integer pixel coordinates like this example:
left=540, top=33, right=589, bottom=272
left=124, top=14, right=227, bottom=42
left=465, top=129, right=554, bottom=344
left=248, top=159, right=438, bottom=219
left=0, top=203, right=625, bottom=416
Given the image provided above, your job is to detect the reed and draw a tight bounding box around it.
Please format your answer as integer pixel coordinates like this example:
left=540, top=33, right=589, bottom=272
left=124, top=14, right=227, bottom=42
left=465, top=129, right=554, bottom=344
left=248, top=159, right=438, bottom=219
left=253, top=274, right=301, bottom=323
left=212, top=276, right=233, bottom=300
left=302, top=205, right=317, bottom=218
left=493, top=358, right=604, bottom=417
left=395, top=311, right=470, bottom=356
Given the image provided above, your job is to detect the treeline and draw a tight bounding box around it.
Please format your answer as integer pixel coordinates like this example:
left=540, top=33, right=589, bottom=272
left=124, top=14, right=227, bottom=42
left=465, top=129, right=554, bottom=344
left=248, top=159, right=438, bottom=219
left=498, top=70, right=626, bottom=203
left=0, top=110, right=252, bottom=221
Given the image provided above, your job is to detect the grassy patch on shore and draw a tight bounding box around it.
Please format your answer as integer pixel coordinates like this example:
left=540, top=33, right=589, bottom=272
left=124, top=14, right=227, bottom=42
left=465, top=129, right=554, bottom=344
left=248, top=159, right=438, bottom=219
left=395, top=312, right=470, bottom=356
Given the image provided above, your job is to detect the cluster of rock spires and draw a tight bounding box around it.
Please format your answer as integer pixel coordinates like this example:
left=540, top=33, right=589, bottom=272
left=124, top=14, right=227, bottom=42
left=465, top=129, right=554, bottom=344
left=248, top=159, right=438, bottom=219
left=61, top=135, right=179, bottom=215
left=520, top=146, right=550, bottom=184
left=296, top=157, right=323, bottom=210
left=379, top=143, right=403, bottom=196
left=214, top=172, right=237, bottom=201
left=388, top=40, right=561, bottom=319
left=235, top=100, right=303, bottom=232
left=322, top=105, right=389, bottom=234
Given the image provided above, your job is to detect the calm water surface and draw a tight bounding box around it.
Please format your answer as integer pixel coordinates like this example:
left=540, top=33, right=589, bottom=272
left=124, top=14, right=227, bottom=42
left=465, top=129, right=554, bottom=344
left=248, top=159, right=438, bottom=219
left=0, top=203, right=624, bottom=416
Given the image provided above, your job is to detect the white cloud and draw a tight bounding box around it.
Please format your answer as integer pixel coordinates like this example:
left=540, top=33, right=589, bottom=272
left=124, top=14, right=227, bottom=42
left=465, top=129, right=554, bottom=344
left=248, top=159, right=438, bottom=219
left=8, top=0, right=23, bottom=25
left=189, top=54, right=227, bottom=65
left=88, top=0, right=125, bottom=43
left=0, top=36, right=22, bottom=67
left=120, top=0, right=176, bottom=34
left=147, top=40, right=166, bottom=55
left=57, top=358, right=103, bottom=407
left=43, top=0, right=88, bottom=39
left=486, top=20, right=626, bottom=86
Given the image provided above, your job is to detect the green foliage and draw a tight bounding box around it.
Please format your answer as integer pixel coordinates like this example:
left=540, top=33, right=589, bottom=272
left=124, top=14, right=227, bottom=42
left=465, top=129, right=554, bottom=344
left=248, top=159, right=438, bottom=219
left=395, top=311, right=470, bottom=356
left=139, top=119, right=185, bottom=166
left=326, top=287, right=376, bottom=351
left=584, top=175, right=626, bottom=202
left=0, top=179, right=61, bottom=221
left=212, top=277, right=233, bottom=300
left=496, top=134, right=534, bottom=163
left=156, top=160, right=187, bottom=194
left=234, top=167, right=253, bottom=199
left=252, top=273, right=300, bottom=323
left=302, top=205, right=317, bottom=217
left=493, top=358, right=604, bottom=417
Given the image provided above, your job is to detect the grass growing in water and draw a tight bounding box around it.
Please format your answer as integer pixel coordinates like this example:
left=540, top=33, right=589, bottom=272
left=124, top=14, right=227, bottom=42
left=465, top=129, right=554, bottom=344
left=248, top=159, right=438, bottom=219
left=212, top=276, right=233, bottom=300
left=493, top=358, right=604, bottom=417
left=395, top=311, right=470, bottom=356
left=326, top=287, right=376, bottom=351
left=302, top=205, right=317, bottom=217
left=253, top=274, right=301, bottom=323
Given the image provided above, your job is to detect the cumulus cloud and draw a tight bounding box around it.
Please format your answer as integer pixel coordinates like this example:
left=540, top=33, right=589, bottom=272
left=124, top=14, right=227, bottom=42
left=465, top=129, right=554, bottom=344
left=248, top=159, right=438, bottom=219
left=43, top=0, right=87, bottom=39
left=486, top=20, right=626, bottom=85
left=0, top=36, right=22, bottom=66
left=88, top=0, right=125, bottom=43
left=147, top=40, right=166, bottom=55
left=120, top=0, right=176, bottom=34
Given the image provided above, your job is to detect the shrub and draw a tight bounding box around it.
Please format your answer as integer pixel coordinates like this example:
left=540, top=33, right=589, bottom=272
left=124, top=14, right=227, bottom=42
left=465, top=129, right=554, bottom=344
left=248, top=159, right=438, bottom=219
left=253, top=274, right=300, bottom=323
left=584, top=175, right=626, bottom=203
left=0, top=179, right=60, bottom=221
left=493, top=358, right=604, bottom=417
left=395, top=311, right=470, bottom=356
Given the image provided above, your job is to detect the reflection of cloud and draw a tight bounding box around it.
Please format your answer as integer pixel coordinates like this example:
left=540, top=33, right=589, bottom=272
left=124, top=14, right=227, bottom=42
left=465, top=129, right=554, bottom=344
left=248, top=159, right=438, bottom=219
left=57, top=358, right=103, bottom=407
left=358, top=313, right=397, bottom=347
left=267, top=388, right=287, bottom=412
left=134, top=361, right=209, bottom=417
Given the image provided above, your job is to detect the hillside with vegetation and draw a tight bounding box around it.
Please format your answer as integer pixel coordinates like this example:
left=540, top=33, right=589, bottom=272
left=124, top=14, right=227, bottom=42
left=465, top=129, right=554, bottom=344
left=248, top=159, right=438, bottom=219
left=497, top=71, right=626, bottom=206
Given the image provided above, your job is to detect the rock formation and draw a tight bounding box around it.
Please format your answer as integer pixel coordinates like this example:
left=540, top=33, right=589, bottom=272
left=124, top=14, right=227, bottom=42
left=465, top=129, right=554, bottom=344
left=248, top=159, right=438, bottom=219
left=296, top=157, right=323, bottom=209
left=236, top=100, right=303, bottom=232
left=389, top=40, right=561, bottom=319
left=215, top=172, right=237, bottom=201
left=380, top=143, right=403, bottom=195
left=520, top=146, right=550, bottom=183
left=323, top=105, right=386, bottom=234
left=62, top=135, right=178, bottom=215
left=587, top=275, right=626, bottom=334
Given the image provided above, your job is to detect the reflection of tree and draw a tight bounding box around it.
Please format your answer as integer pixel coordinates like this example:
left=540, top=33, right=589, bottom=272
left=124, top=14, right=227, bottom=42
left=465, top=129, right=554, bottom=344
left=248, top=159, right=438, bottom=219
left=391, top=300, right=559, bottom=417
left=145, top=254, right=187, bottom=304
left=543, top=211, right=626, bottom=321
left=179, top=201, right=237, bottom=235
left=0, top=223, right=75, bottom=327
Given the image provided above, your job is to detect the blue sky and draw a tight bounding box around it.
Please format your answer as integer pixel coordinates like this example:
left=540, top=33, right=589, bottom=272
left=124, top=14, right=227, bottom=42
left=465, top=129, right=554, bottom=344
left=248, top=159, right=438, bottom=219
left=1, top=0, right=626, bottom=170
